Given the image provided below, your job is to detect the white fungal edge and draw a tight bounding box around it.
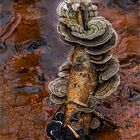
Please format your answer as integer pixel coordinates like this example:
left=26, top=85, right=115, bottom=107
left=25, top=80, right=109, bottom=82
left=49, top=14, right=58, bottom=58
left=95, top=74, right=121, bottom=99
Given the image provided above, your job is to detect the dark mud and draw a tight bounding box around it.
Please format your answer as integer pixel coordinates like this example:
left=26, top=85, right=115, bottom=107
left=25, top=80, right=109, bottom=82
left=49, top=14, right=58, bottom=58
left=0, top=0, right=139, bottom=140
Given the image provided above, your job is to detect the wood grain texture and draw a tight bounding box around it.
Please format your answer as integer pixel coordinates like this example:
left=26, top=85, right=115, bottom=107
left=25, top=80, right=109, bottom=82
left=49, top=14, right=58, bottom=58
left=64, top=45, right=97, bottom=134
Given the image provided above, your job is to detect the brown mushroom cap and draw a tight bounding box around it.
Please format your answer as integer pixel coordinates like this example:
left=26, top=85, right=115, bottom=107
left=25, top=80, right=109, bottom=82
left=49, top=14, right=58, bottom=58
left=98, top=57, right=120, bottom=81
left=50, top=94, right=66, bottom=105
left=48, top=78, right=68, bottom=98
left=85, top=31, right=117, bottom=55
left=94, top=74, right=120, bottom=99
left=57, top=21, right=115, bottom=47
left=90, top=50, right=113, bottom=64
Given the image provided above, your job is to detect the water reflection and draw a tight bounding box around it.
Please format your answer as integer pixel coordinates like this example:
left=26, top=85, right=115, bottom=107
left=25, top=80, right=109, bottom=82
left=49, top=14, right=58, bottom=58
left=13, top=35, right=48, bottom=54
left=0, top=0, right=69, bottom=73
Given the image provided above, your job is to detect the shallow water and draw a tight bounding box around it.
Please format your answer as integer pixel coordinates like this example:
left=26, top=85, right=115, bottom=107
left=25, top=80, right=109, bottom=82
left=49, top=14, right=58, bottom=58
left=0, top=0, right=140, bottom=140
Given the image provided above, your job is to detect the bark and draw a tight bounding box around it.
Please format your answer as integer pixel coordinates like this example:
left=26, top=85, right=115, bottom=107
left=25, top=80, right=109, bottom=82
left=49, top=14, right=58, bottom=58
left=64, top=45, right=97, bottom=135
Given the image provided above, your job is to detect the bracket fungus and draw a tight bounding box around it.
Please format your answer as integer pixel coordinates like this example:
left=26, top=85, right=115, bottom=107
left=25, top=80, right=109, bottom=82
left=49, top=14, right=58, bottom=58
left=90, top=50, right=113, bottom=64
left=47, top=0, right=120, bottom=139
left=48, top=78, right=68, bottom=104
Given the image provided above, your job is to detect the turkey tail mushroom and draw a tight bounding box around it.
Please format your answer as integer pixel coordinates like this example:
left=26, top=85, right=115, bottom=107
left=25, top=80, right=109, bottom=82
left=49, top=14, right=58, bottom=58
left=58, top=19, right=115, bottom=47
left=94, top=74, right=120, bottom=99
left=98, top=57, right=120, bottom=81
left=90, top=50, right=113, bottom=64
left=47, top=1, right=120, bottom=139
left=48, top=78, right=68, bottom=98
left=85, top=31, right=117, bottom=55
left=50, top=94, right=66, bottom=105
left=48, top=78, right=68, bottom=104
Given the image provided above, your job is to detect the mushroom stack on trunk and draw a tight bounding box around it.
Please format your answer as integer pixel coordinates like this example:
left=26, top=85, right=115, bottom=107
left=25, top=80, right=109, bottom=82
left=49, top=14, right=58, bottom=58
left=47, top=0, right=120, bottom=139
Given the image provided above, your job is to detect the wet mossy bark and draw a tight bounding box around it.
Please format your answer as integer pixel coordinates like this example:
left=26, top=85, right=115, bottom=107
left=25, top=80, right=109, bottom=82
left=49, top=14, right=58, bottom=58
left=64, top=45, right=97, bottom=135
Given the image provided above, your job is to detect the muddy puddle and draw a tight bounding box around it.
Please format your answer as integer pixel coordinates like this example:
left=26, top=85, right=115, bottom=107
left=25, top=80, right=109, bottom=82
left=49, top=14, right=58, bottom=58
left=0, top=0, right=139, bottom=140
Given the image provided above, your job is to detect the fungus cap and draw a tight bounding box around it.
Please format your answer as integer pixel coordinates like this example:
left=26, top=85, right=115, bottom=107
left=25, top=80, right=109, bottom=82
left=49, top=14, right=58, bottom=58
left=48, top=78, right=68, bottom=98
left=98, top=57, right=120, bottom=81
left=94, top=74, right=120, bottom=99
left=50, top=94, right=66, bottom=105
left=90, top=50, right=113, bottom=64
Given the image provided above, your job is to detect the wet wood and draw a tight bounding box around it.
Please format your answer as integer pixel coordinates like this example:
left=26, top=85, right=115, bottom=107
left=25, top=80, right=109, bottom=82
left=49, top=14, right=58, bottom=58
left=64, top=45, right=97, bottom=134
left=64, top=6, right=98, bottom=135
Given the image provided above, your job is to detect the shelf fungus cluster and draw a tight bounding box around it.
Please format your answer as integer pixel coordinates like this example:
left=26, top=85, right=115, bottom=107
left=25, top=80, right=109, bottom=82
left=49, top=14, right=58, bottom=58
left=47, top=0, right=120, bottom=139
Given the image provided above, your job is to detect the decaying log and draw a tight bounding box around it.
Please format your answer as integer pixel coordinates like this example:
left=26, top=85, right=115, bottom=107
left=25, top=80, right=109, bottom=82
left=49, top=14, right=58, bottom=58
left=47, top=0, right=120, bottom=139
left=64, top=45, right=97, bottom=135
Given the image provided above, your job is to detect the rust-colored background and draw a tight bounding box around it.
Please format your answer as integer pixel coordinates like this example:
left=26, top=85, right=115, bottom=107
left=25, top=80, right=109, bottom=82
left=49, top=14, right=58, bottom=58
left=0, top=0, right=139, bottom=140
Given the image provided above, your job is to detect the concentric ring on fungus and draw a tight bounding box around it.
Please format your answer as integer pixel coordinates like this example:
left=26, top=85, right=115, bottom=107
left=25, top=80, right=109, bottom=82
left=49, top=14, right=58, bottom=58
left=48, top=78, right=68, bottom=98
left=95, top=63, right=108, bottom=72
left=58, top=3, right=98, bottom=28
left=98, top=57, right=120, bottom=81
left=71, top=16, right=107, bottom=40
left=94, top=74, right=120, bottom=99
left=56, top=2, right=68, bottom=17
left=90, top=50, right=113, bottom=64
left=57, top=19, right=114, bottom=47
left=50, top=94, right=66, bottom=105
left=85, top=31, right=117, bottom=55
